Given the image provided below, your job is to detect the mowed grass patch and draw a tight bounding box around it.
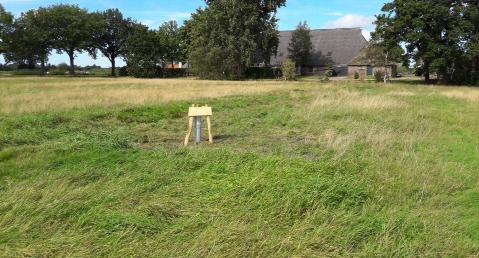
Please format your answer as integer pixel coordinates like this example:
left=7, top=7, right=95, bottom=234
left=0, top=77, right=478, bottom=256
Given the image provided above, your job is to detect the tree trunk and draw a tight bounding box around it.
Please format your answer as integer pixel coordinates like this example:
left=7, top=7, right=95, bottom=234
left=424, top=72, right=430, bottom=83
left=27, top=59, right=35, bottom=69
left=384, top=51, right=389, bottom=83
left=111, top=58, right=116, bottom=77
left=472, top=56, right=479, bottom=84
left=40, top=59, right=46, bottom=76
left=68, top=50, right=75, bottom=75
left=424, top=60, right=431, bottom=84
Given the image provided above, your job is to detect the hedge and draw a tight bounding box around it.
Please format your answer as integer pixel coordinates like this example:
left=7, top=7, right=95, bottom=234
left=245, top=67, right=282, bottom=79
left=126, top=66, right=189, bottom=78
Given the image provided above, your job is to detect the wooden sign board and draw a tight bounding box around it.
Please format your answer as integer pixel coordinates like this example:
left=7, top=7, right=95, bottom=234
left=188, top=106, right=213, bottom=117
left=184, top=104, right=214, bottom=146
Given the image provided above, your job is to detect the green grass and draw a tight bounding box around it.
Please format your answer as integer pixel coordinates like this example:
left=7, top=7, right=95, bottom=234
left=0, top=77, right=478, bottom=256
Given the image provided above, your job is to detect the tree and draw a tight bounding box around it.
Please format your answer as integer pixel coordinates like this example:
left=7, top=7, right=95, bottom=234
left=5, top=8, right=52, bottom=73
left=179, top=18, right=195, bottom=62
left=47, top=5, right=100, bottom=75
left=0, top=4, right=14, bottom=60
left=288, top=21, right=313, bottom=69
left=360, top=42, right=403, bottom=83
left=463, top=1, right=479, bottom=84
left=186, top=0, right=286, bottom=79
left=95, top=9, right=130, bottom=77
left=122, top=23, right=165, bottom=78
left=373, top=0, right=469, bottom=84
left=158, top=21, right=186, bottom=68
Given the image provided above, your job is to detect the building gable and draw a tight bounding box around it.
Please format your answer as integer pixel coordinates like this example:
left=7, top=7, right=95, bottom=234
left=271, top=28, right=368, bottom=67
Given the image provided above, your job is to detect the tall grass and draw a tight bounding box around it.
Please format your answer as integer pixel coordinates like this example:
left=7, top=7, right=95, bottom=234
left=0, top=77, right=478, bottom=256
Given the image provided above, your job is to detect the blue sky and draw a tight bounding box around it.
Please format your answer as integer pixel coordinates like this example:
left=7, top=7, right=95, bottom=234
left=1, top=0, right=387, bottom=67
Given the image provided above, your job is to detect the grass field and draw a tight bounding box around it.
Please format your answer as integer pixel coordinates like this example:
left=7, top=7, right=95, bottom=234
left=0, top=76, right=478, bottom=256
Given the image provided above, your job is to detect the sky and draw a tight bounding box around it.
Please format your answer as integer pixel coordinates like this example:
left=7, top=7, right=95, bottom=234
left=1, top=0, right=387, bottom=67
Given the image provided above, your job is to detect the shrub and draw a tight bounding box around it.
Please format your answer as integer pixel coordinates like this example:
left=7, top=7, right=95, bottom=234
left=125, top=66, right=189, bottom=78
left=118, top=66, right=129, bottom=77
left=87, top=68, right=110, bottom=77
left=56, top=63, right=70, bottom=71
left=245, top=67, right=282, bottom=79
left=320, top=75, right=330, bottom=82
left=354, top=71, right=360, bottom=80
left=127, top=65, right=163, bottom=78
left=281, top=59, right=296, bottom=81
left=48, top=69, right=68, bottom=76
left=324, top=69, right=336, bottom=77
left=163, top=68, right=189, bottom=78
left=11, top=69, right=45, bottom=76
left=374, top=70, right=385, bottom=83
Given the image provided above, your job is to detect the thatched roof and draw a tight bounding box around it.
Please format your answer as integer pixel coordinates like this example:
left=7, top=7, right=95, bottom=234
left=271, top=28, right=368, bottom=66
left=349, top=44, right=387, bottom=66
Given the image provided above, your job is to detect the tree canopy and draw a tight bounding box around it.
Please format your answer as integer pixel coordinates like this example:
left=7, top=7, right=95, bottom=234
left=0, top=4, right=14, bottom=58
left=186, top=0, right=285, bottom=79
left=0, top=4, right=194, bottom=77
left=94, top=8, right=131, bottom=76
left=122, top=23, right=165, bottom=78
left=288, top=21, right=313, bottom=68
left=46, top=5, right=102, bottom=75
left=374, top=0, right=479, bottom=84
left=158, top=21, right=186, bottom=67
left=4, top=8, right=52, bottom=72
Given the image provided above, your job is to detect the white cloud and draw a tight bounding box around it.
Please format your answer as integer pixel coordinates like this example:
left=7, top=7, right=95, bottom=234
left=326, top=14, right=375, bottom=29
left=140, top=19, right=155, bottom=27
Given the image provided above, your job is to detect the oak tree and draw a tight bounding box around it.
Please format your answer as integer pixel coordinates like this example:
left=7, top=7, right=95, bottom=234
left=95, top=9, right=130, bottom=76
left=158, top=21, right=186, bottom=68
left=0, top=4, right=13, bottom=61
left=47, top=5, right=100, bottom=75
left=5, top=8, right=52, bottom=72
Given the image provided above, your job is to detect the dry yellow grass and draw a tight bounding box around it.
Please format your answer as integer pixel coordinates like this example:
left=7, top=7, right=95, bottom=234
left=290, top=87, right=406, bottom=159
left=441, top=89, right=479, bottom=102
left=0, top=77, right=297, bottom=114
left=387, top=91, right=417, bottom=97
left=310, top=89, right=405, bottom=110
left=317, top=126, right=397, bottom=159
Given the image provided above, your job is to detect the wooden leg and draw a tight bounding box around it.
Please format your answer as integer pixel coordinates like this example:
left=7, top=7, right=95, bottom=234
left=207, top=116, right=213, bottom=144
left=184, top=117, right=194, bottom=146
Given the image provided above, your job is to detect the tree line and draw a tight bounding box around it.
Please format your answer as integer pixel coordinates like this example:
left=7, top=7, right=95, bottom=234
left=0, top=1, right=285, bottom=79
left=0, top=4, right=186, bottom=77
left=2, top=0, right=479, bottom=84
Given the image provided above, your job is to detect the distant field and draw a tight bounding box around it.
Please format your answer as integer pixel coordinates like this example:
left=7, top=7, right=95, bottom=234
left=0, top=77, right=478, bottom=256
left=0, top=77, right=297, bottom=114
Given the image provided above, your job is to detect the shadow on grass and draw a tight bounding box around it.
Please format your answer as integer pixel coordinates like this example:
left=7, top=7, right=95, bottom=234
left=213, top=134, right=235, bottom=143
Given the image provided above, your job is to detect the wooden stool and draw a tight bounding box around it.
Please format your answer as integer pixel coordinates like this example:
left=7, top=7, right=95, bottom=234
left=184, top=104, right=213, bottom=146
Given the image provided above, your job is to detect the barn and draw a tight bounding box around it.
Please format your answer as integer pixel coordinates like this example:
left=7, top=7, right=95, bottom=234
left=347, top=45, right=397, bottom=79
left=270, top=28, right=368, bottom=76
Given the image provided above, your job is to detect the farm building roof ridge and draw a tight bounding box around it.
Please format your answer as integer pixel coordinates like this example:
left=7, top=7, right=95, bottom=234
left=278, top=27, right=364, bottom=33
left=271, top=27, right=369, bottom=66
